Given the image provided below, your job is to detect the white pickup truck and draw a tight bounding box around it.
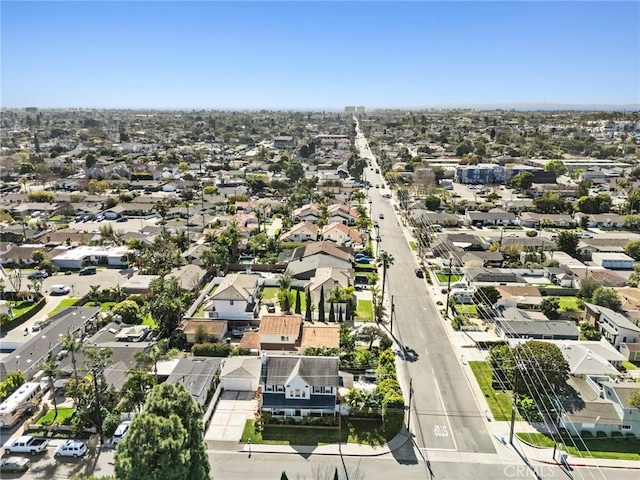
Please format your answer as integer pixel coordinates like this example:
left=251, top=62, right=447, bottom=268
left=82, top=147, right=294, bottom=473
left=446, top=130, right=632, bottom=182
left=3, top=435, right=49, bottom=455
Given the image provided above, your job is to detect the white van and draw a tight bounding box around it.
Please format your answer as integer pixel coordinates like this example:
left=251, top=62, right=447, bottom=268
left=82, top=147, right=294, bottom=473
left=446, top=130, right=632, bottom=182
left=50, top=285, right=70, bottom=295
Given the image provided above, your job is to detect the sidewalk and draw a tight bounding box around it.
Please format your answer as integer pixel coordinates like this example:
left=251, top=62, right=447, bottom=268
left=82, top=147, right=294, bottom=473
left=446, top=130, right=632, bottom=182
left=239, top=428, right=412, bottom=457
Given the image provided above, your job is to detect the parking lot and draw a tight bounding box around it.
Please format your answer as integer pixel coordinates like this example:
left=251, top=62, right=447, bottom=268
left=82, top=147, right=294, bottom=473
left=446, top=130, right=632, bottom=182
left=1, top=269, right=130, bottom=345
left=0, top=439, right=115, bottom=479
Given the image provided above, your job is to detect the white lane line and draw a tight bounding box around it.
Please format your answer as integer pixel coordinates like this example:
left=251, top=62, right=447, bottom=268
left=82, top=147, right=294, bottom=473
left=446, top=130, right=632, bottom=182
left=430, top=366, right=458, bottom=451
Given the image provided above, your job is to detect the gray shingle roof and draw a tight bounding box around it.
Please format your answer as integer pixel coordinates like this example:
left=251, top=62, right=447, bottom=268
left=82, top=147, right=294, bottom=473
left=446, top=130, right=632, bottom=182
left=265, top=356, right=339, bottom=387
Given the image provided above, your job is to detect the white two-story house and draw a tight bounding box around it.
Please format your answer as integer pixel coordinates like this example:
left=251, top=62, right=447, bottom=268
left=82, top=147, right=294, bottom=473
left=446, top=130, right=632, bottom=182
left=261, top=354, right=339, bottom=418
left=204, top=273, right=260, bottom=320
left=584, top=303, right=640, bottom=348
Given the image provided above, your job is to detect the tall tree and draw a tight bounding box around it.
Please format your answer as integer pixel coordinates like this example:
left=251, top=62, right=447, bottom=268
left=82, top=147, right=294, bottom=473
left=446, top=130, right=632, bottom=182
left=318, top=285, right=325, bottom=322
left=294, top=289, right=302, bottom=314
left=134, top=339, right=179, bottom=382
left=62, top=333, right=82, bottom=383
left=115, top=383, right=210, bottom=480
left=376, top=251, right=395, bottom=321
left=305, top=288, right=312, bottom=321
left=41, top=359, right=59, bottom=420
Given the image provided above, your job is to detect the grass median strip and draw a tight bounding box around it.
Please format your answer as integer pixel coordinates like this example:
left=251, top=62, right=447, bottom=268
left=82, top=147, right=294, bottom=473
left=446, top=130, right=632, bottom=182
left=517, top=432, right=640, bottom=461
left=469, top=361, right=521, bottom=422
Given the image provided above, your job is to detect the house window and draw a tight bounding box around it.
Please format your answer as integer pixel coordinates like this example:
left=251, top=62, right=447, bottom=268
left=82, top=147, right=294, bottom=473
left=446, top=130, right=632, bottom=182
left=276, top=385, right=284, bottom=393
left=294, top=389, right=301, bottom=398
left=281, top=336, right=287, bottom=341
left=621, top=425, right=631, bottom=430
left=229, top=300, right=234, bottom=305
left=265, top=385, right=274, bottom=392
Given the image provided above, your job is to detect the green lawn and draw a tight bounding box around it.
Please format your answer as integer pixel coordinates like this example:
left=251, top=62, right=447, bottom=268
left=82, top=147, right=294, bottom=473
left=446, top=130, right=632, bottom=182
left=455, top=304, right=478, bottom=315
left=261, top=287, right=307, bottom=312
left=517, top=432, right=640, bottom=461
left=84, top=301, right=116, bottom=312
left=436, top=273, right=464, bottom=283
left=409, top=241, right=417, bottom=251
left=356, top=299, right=374, bottom=322
left=48, top=298, right=80, bottom=316
left=36, top=407, right=75, bottom=426
left=10, top=300, right=39, bottom=318
left=193, top=304, right=206, bottom=318
left=558, top=296, right=580, bottom=311
left=142, top=313, right=158, bottom=328
left=469, top=361, right=521, bottom=422
left=241, top=418, right=390, bottom=446
left=622, top=361, right=639, bottom=371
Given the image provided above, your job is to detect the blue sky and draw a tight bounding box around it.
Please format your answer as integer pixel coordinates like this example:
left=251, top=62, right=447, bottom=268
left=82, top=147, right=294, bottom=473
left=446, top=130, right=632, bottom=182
left=2, top=1, right=639, bottom=109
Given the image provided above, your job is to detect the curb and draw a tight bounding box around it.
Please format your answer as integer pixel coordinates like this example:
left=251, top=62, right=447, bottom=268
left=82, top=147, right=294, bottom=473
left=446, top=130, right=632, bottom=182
left=235, top=432, right=413, bottom=458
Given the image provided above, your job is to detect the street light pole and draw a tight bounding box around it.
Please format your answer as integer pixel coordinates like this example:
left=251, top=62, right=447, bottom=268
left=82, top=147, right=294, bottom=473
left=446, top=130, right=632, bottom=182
left=509, top=364, right=523, bottom=446
left=407, top=377, right=414, bottom=430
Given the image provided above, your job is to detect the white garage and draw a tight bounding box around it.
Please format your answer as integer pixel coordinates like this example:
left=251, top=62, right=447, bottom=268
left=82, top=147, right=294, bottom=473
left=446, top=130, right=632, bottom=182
left=219, top=356, right=261, bottom=392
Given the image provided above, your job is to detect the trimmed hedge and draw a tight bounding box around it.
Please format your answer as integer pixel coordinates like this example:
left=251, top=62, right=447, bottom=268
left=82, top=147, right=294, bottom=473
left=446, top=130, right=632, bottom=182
left=1, top=296, right=46, bottom=331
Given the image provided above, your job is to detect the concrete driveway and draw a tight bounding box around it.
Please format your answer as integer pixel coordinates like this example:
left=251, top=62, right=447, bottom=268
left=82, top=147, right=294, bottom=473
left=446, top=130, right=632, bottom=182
left=205, top=391, right=256, bottom=442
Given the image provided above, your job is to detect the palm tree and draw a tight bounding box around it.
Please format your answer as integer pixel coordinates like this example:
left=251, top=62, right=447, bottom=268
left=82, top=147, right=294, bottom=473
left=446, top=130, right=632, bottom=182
left=153, top=200, right=169, bottom=225
left=62, top=333, right=82, bottom=383
left=134, top=339, right=179, bottom=382
left=223, top=220, right=242, bottom=262
left=121, top=370, right=154, bottom=413
left=40, top=359, right=59, bottom=420
left=87, top=285, right=102, bottom=304
left=376, top=251, right=395, bottom=321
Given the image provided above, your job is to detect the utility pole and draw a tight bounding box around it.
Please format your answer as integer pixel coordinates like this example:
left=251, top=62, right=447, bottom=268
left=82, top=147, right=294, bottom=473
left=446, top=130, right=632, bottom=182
left=407, top=377, right=414, bottom=430
left=498, top=227, right=504, bottom=253
left=509, top=365, right=521, bottom=446
left=445, top=258, right=453, bottom=317
left=390, top=295, right=395, bottom=334
left=92, top=367, right=103, bottom=444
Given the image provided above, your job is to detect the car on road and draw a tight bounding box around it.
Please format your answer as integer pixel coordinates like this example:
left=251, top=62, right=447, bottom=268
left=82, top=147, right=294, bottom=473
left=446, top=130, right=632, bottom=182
left=31, top=320, right=45, bottom=332
left=378, top=213, right=384, bottom=219
left=55, top=440, right=87, bottom=458
left=414, top=268, right=424, bottom=278
left=112, top=421, right=132, bottom=446
left=116, top=216, right=128, bottom=222
left=0, top=456, right=31, bottom=473
left=79, top=266, right=97, bottom=275
left=50, top=285, right=70, bottom=295
left=27, top=270, right=49, bottom=280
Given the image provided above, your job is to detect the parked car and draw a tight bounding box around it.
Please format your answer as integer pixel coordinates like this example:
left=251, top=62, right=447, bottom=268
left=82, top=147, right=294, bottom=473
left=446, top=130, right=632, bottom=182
left=414, top=268, right=424, bottom=278
left=55, top=440, right=87, bottom=458
left=266, top=303, right=276, bottom=313
left=31, top=320, right=44, bottom=332
left=378, top=213, right=384, bottom=219
left=116, top=216, right=128, bottom=222
left=50, top=285, right=70, bottom=295
left=27, top=270, right=48, bottom=280
left=79, top=266, right=97, bottom=275
left=112, top=421, right=132, bottom=446
left=0, top=456, right=31, bottom=473
left=3, top=435, right=49, bottom=455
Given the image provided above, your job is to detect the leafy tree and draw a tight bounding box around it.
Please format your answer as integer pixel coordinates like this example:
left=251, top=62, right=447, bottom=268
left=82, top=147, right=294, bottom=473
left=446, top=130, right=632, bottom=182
left=88, top=179, right=109, bottom=195
left=120, top=370, right=154, bottom=413
left=360, top=326, right=383, bottom=351
left=474, top=286, right=500, bottom=306
left=628, top=389, right=640, bottom=408
left=544, top=160, right=567, bottom=177
left=490, top=341, right=569, bottom=406
left=115, top=383, right=210, bottom=480
left=580, top=323, right=602, bottom=341
left=625, top=239, right=640, bottom=261
left=576, top=193, right=612, bottom=214
left=148, top=277, right=185, bottom=339
left=591, top=287, right=622, bottom=311
left=200, top=244, right=229, bottom=275
left=424, top=195, right=441, bottom=210
left=556, top=231, right=579, bottom=256
left=578, top=276, right=601, bottom=300
left=511, top=171, right=534, bottom=190
left=455, top=140, right=474, bottom=157
left=623, top=215, right=640, bottom=231
left=534, top=192, right=571, bottom=214
left=112, top=300, right=142, bottom=325
left=540, top=297, right=560, bottom=320
left=0, top=371, right=25, bottom=402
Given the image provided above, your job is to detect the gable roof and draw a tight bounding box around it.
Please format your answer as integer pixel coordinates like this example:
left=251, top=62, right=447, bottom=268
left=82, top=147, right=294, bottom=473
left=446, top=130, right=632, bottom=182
left=220, top=356, right=262, bottom=380
left=259, top=314, right=303, bottom=337
left=265, top=355, right=339, bottom=387
left=301, top=241, right=352, bottom=262
left=585, top=303, right=640, bottom=332
left=211, top=273, right=259, bottom=301
left=300, top=323, right=340, bottom=349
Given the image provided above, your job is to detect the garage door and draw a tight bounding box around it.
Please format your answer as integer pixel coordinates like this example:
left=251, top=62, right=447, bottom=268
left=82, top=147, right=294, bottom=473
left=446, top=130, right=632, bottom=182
left=222, top=378, right=253, bottom=391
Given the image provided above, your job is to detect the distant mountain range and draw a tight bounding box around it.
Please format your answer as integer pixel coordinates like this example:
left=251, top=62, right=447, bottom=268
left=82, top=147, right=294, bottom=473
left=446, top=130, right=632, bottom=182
left=415, top=102, right=640, bottom=111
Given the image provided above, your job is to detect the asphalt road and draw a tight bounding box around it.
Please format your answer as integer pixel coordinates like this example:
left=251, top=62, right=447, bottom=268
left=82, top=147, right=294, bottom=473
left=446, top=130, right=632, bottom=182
left=356, top=130, right=495, bottom=454
left=8, top=447, right=634, bottom=480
